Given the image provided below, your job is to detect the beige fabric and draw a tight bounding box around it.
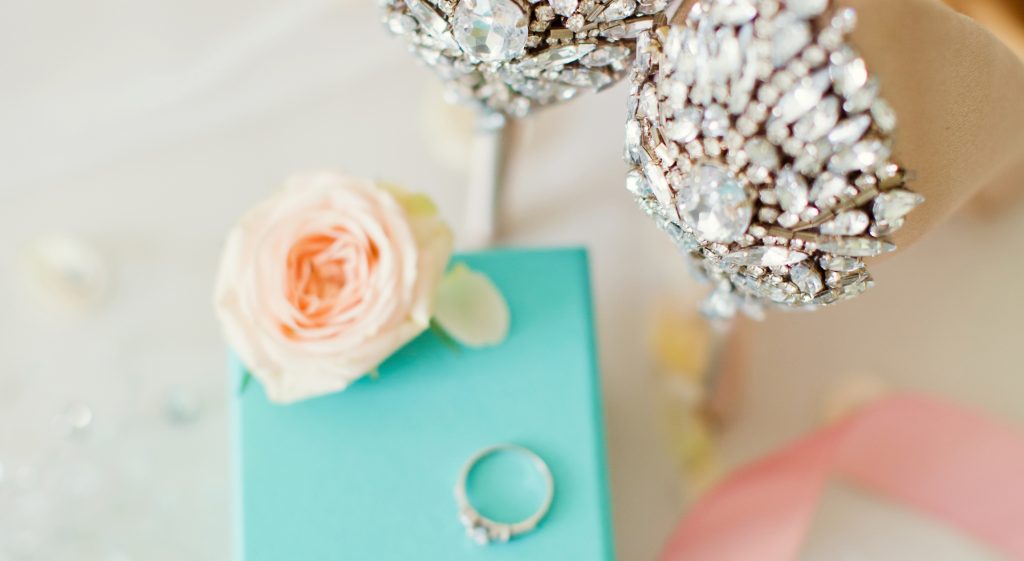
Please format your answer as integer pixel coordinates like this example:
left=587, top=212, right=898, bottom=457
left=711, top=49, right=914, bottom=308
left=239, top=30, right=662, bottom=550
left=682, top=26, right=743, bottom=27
left=673, top=0, right=1024, bottom=251
left=844, top=0, right=1024, bottom=249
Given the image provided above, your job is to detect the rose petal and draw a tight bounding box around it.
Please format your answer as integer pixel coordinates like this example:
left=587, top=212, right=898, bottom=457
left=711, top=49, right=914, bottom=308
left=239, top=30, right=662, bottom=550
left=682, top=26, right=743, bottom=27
left=433, top=264, right=510, bottom=348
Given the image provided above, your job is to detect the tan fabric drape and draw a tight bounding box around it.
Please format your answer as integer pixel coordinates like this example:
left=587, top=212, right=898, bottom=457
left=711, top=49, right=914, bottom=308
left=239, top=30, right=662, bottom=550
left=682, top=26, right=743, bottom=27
left=845, top=0, right=1024, bottom=248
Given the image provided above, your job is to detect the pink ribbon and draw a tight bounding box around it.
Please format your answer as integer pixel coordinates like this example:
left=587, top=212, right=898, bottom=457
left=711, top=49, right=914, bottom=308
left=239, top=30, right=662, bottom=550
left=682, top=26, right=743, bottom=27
left=660, top=394, right=1024, bottom=561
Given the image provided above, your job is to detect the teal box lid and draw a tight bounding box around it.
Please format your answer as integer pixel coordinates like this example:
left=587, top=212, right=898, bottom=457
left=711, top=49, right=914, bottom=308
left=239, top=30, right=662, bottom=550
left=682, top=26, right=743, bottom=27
left=233, top=248, right=614, bottom=561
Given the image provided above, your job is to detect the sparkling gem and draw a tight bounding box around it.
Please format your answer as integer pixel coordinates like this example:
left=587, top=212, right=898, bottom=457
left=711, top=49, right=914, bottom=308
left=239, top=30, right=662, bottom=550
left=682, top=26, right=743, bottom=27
left=453, top=0, right=529, bottom=62
left=811, top=172, right=847, bottom=207
left=711, top=0, right=757, bottom=25
left=640, top=148, right=673, bottom=208
left=602, top=15, right=650, bottom=37
left=871, top=99, right=897, bottom=132
left=581, top=45, right=630, bottom=67
left=775, top=69, right=831, bottom=124
left=599, top=0, right=637, bottom=21
left=407, top=0, right=461, bottom=51
left=817, top=237, right=896, bottom=257
left=820, top=210, right=870, bottom=235
left=518, top=43, right=597, bottom=71
left=626, top=167, right=649, bottom=195
left=668, top=107, right=702, bottom=143
left=550, top=0, right=578, bottom=16
left=821, top=255, right=866, bottom=273
left=829, top=140, right=890, bottom=174
left=788, top=0, right=829, bottom=17
left=387, top=12, right=418, bottom=34
left=559, top=68, right=613, bottom=88
left=772, top=19, right=811, bottom=67
left=677, top=163, right=754, bottom=243
left=701, top=289, right=739, bottom=319
left=793, top=96, right=839, bottom=142
left=775, top=168, right=809, bottom=214
left=702, top=104, right=730, bottom=138
left=873, top=189, right=924, bottom=224
left=844, top=78, right=879, bottom=113
left=746, top=138, right=780, bottom=168
left=828, top=114, right=871, bottom=145
left=831, top=56, right=868, bottom=98
left=790, top=263, right=824, bottom=295
left=566, top=13, right=585, bottom=31
left=724, top=246, right=809, bottom=267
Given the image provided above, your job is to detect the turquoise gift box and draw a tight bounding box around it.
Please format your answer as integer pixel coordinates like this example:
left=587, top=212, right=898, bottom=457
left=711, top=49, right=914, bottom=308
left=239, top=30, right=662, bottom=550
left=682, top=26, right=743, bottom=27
left=232, top=248, right=615, bottom=561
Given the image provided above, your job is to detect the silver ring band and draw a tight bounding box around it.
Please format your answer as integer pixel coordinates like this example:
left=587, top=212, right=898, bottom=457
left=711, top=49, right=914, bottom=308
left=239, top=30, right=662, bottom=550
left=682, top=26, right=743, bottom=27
left=454, top=444, right=554, bottom=545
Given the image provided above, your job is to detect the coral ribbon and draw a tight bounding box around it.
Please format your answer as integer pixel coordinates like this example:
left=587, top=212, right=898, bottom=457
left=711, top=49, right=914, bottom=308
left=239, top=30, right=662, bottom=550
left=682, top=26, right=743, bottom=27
left=659, top=394, right=1024, bottom=561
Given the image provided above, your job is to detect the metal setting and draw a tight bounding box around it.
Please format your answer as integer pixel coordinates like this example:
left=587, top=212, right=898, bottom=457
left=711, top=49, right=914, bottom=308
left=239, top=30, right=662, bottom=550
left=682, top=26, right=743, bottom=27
left=381, top=0, right=668, bottom=116
left=454, top=444, right=555, bottom=545
left=624, top=0, right=924, bottom=319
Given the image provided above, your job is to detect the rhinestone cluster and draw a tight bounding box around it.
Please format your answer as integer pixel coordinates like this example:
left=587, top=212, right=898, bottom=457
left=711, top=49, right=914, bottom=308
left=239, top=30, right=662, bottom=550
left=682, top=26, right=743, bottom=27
left=381, top=0, right=667, bottom=116
left=624, top=0, right=924, bottom=319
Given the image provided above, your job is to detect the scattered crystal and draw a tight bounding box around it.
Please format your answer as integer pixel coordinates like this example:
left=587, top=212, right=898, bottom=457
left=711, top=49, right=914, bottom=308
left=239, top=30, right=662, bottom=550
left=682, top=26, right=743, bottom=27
left=746, top=138, right=780, bottom=168
left=790, top=263, right=824, bottom=295
left=844, top=77, right=878, bottom=113
left=775, top=168, right=809, bottom=214
left=600, top=16, right=653, bottom=39
left=701, top=289, right=740, bottom=320
left=599, top=0, right=637, bottom=21
left=820, top=210, right=870, bottom=235
left=788, top=0, right=828, bottom=17
left=871, top=99, right=897, bottom=132
left=452, top=0, right=529, bottom=62
left=624, top=119, right=641, bottom=163
left=517, top=43, right=597, bottom=70
left=831, top=56, right=868, bottom=98
left=566, top=13, right=586, bottom=31
left=724, top=246, right=808, bottom=267
left=829, top=140, right=890, bottom=174
left=817, top=237, right=896, bottom=257
left=702, top=105, right=730, bottom=138
left=772, top=19, right=811, bottom=67
left=793, top=96, right=839, bottom=142
left=641, top=148, right=673, bottom=208
left=677, top=163, right=754, bottom=243
left=821, top=255, right=866, bottom=273
left=581, top=45, right=630, bottom=67
left=828, top=114, right=871, bottom=145
left=668, top=107, right=702, bottom=143
left=873, top=189, right=925, bottom=224
left=559, top=68, right=613, bottom=88
left=387, top=12, right=418, bottom=34
left=625, top=168, right=648, bottom=195
left=550, top=0, right=578, bottom=16
left=775, top=69, right=830, bottom=124
left=811, top=172, right=847, bottom=207
left=711, top=0, right=758, bottom=25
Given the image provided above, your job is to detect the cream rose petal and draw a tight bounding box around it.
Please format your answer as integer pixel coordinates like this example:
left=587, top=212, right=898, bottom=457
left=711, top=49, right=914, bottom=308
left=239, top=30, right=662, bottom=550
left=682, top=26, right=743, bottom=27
left=214, top=172, right=454, bottom=404
left=432, top=264, right=510, bottom=348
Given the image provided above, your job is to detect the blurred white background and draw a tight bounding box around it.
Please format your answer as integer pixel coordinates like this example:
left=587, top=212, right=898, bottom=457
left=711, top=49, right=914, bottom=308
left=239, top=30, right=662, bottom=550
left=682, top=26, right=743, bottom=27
left=1, top=1, right=1022, bottom=560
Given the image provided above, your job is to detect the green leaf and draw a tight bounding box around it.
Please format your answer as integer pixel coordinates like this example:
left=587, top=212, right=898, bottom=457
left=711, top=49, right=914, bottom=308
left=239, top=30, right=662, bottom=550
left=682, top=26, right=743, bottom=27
left=238, top=372, right=253, bottom=395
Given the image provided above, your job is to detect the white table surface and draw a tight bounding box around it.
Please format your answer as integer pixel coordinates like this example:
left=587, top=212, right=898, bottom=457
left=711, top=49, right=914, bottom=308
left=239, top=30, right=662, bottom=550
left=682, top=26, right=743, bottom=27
left=1, top=1, right=1022, bottom=560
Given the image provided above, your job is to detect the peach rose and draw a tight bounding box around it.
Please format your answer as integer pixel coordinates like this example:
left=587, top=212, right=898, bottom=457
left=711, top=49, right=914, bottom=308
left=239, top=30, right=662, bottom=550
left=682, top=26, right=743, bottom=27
left=215, top=172, right=453, bottom=403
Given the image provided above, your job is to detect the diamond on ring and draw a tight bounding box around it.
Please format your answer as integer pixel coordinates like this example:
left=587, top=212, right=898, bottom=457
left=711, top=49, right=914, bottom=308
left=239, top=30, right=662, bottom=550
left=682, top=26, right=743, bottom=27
left=454, top=444, right=555, bottom=544
left=624, top=0, right=924, bottom=319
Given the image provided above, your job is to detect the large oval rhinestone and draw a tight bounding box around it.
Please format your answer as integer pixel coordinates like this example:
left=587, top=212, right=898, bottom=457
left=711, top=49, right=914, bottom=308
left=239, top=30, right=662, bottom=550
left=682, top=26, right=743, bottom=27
left=452, top=0, right=529, bottom=63
left=676, top=163, right=753, bottom=243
